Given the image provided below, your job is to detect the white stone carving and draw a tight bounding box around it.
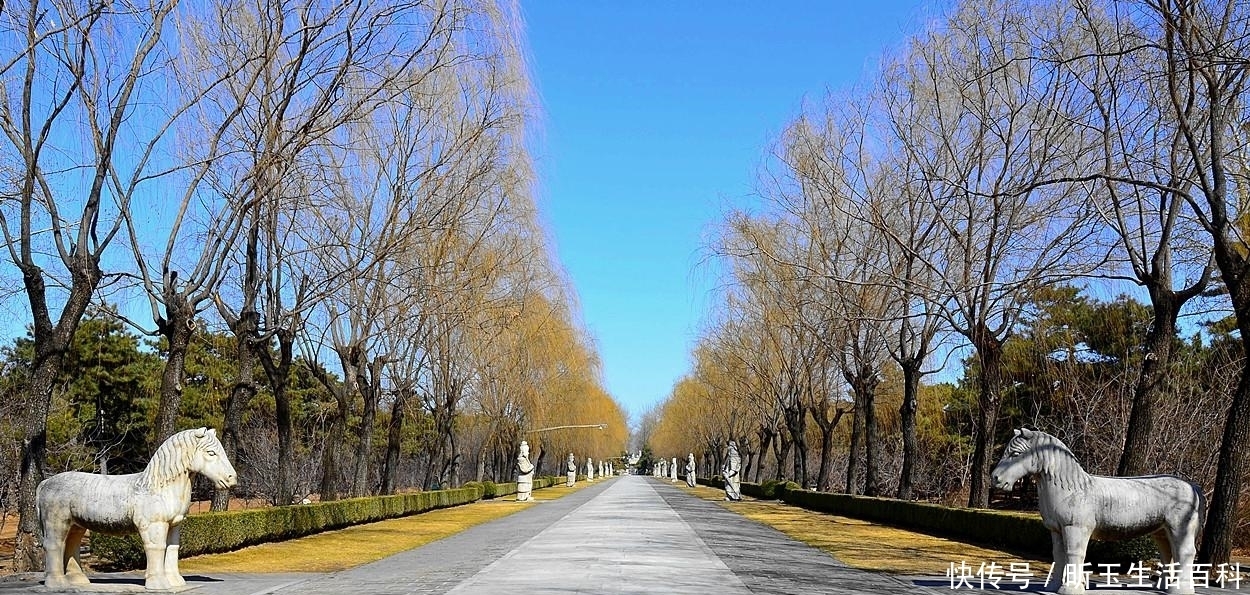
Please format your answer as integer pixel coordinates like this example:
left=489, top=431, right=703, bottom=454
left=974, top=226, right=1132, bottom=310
left=516, top=440, right=534, bottom=502
left=36, top=427, right=237, bottom=591
left=723, top=441, right=741, bottom=501
left=991, top=428, right=1203, bottom=595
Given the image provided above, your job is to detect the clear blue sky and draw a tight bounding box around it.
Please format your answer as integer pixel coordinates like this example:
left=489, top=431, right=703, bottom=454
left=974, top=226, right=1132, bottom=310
left=522, top=3, right=933, bottom=424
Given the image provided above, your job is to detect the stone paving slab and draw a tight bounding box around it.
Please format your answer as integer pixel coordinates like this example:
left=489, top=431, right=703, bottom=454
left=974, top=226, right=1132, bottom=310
left=444, top=477, right=749, bottom=595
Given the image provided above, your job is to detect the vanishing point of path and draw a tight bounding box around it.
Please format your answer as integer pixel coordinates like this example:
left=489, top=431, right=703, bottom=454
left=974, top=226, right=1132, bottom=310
left=5, top=475, right=1238, bottom=594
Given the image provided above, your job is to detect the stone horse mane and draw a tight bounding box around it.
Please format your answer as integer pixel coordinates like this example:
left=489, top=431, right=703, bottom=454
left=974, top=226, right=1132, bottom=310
left=1009, top=430, right=1093, bottom=491
left=137, top=428, right=210, bottom=491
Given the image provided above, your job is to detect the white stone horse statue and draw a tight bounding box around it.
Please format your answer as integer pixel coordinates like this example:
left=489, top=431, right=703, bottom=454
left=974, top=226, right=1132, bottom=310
left=991, top=428, right=1202, bottom=595
left=37, top=427, right=237, bottom=590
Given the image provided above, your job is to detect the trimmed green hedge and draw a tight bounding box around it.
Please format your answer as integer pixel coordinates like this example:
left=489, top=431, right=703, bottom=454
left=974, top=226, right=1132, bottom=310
left=91, top=475, right=574, bottom=569
left=93, top=485, right=483, bottom=569
left=696, top=476, right=795, bottom=499
left=470, top=476, right=558, bottom=499
left=693, top=476, right=1155, bottom=566
left=781, top=489, right=1157, bottom=566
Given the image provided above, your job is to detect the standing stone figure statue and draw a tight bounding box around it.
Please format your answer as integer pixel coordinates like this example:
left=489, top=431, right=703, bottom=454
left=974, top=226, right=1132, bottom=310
left=723, top=441, right=742, bottom=501
left=586, top=456, right=595, bottom=481
left=515, top=440, right=535, bottom=502
left=566, top=453, right=577, bottom=487
left=36, top=428, right=237, bottom=590
left=670, top=457, right=678, bottom=482
left=686, top=453, right=697, bottom=487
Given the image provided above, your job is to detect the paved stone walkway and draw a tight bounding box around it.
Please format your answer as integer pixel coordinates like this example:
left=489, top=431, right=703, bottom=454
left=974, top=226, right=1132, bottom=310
left=2, top=475, right=1244, bottom=594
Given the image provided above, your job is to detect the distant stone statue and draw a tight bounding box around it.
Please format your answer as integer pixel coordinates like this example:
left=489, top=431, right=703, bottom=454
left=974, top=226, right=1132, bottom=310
left=36, top=427, right=237, bottom=590
left=670, top=457, right=678, bottom=482
left=566, top=453, right=577, bottom=487
left=992, top=428, right=1203, bottom=595
left=723, top=441, right=741, bottom=501
left=686, top=453, right=697, bottom=487
left=586, top=456, right=595, bottom=481
left=516, top=440, right=535, bottom=502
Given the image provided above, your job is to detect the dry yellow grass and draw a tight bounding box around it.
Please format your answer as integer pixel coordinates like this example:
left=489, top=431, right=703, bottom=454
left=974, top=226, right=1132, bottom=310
left=181, top=479, right=602, bottom=574
left=677, top=484, right=1042, bottom=575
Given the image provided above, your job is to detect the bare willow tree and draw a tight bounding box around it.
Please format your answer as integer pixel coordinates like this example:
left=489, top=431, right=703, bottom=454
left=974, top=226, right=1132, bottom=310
left=1012, top=1, right=1214, bottom=479
left=1055, top=0, right=1250, bottom=563
left=0, top=0, right=233, bottom=569
left=125, top=0, right=473, bottom=456
left=896, top=0, right=1105, bottom=507
left=199, top=0, right=443, bottom=510
left=718, top=215, right=831, bottom=484
left=774, top=111, right=898, bottom=496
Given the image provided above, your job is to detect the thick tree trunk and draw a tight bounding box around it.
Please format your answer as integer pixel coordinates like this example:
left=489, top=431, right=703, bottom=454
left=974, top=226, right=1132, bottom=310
left=352, top=374, right=378, bottom=497
left=897, top=360, right=921, bottom=500
left=861, top=379, right=881, bottom=497
left=319, top=397, right=347, bottom=501
left=14, top=344, right=66, bottom=572
left=155, top=292, right=196, bottom=444
left=753, top=429, right=772, bottom=483
left=1118, top=291, right=1178, bottom=476
left=259, top=329, right=296, bottom=505
left=787, top=405, right=808, bottom=486
left=1199, top=251, right=1250, bottom=563
left=213, top=310, right=259, bottom=511
left=1200, top=358, right=1250, bottom=564
left=775, top=434, right=791, bottom=482
left=739, top=449, right=752, bottom=481
left=380, top=390, right=407, bottom=495
left=447, top=431, right=460, bottom=488
left=846, top=401, right=864, bottom=494
left=816, top=423, right=835, bottom=492
left=813, top=404, right=847, bottom=493
left=968, top=330, right=1004, bottom=508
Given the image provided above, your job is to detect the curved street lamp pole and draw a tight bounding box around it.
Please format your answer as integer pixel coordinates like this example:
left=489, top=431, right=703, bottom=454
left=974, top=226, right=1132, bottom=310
left=525, top=423, right=606, bottom=435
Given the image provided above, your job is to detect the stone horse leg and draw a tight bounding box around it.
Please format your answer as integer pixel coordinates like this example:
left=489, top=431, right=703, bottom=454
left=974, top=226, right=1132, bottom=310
left=40, top=517, right=69, bottom=589
left=1151, top=528, right=1174, bottom=575
left=39, top=507, right=89, bottom=588
left=163, top=524, right=186, bottom=587
left=1046, top=531, right=1064, bottom=591
left=62, top=524, right=90, bottom=586
left=1057, top=525, right=1093, bottom=595
left=1167, top=513, right=1200, bottom=595
left=139, top=521, right=176, bottom=590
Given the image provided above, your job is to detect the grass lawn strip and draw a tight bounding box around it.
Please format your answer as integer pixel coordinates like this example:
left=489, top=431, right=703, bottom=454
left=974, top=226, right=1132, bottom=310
left=677, top=484, right=1043, bottom=576
left=180, top=479, right=602, bottom=573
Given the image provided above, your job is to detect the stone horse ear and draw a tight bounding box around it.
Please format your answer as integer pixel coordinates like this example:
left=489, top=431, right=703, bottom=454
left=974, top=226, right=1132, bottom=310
left=194, top=427, right=207, bottom=438
left=1020, top=428, right=1034, bottom=438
